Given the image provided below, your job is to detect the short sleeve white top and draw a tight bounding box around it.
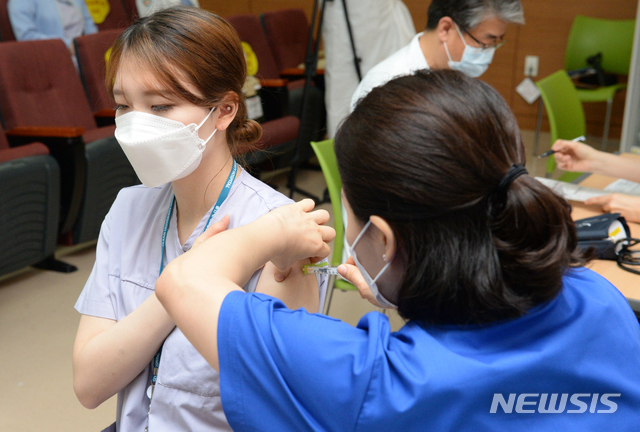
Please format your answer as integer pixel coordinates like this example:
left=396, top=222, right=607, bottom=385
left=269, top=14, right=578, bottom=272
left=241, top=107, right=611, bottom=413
left=75, top=168, right=327, bottom=431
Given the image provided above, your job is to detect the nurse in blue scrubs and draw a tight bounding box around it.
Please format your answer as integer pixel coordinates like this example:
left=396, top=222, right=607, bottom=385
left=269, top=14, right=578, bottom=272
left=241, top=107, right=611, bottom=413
left=157, top=70, right=640, bottom=431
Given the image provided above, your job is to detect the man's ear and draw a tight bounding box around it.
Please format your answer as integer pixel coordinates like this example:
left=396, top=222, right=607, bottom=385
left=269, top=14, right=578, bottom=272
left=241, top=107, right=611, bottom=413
left=215, top=95, right=239, bottom=131
left=370, top=216, right=396, bottom=263
left=437, top=16, right=456, bottom=43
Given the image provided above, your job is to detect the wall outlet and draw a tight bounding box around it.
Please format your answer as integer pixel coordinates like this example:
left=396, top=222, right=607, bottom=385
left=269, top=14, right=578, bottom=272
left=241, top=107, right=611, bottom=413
left=524, top=55, right=539, bottom=77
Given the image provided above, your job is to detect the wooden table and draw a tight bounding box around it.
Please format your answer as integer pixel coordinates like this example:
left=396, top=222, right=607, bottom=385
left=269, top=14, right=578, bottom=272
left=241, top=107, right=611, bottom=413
left=571, top=153, right=640, bottom=312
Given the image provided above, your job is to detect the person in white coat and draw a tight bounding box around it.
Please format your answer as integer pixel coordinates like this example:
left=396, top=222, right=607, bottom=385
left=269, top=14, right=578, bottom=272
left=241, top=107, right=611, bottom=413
left=351, top=0, right=525, bottom=110
left=322, top=0, right=415, bottom=138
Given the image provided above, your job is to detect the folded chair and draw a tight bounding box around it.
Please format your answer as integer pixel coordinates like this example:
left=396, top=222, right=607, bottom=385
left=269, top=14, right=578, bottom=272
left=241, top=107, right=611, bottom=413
left=225, top=14, right=304, bottom=175
left=0, top=39, right=138, bottom=246
left=0, top=0, right=15, bottom=41
left=261, top=8, right=322, bottom=80
left=96, top=0, right=133, bottom=31
left=74, top=28, right=125, bottom=126
left=0, top=129, right=76, bottom=276
left=228, top=12, right=326, bottom=199
left=121, top=0, right=139, bottom=22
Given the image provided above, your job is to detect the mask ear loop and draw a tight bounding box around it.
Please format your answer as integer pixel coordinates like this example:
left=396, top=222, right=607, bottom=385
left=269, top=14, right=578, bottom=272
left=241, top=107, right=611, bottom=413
left=453, top=23, right=468, bottom=47
left=350, top=220, right=372, bottom=251
left=197, top=107, right=218, bottom=144
left=350, top=219, right=394, bottom=282
left=443, top=23, right=467, bottom=63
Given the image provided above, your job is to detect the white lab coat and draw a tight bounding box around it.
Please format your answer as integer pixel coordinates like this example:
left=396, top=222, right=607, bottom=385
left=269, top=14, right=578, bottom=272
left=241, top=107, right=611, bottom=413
left=322, top=0, right=415, bottom=138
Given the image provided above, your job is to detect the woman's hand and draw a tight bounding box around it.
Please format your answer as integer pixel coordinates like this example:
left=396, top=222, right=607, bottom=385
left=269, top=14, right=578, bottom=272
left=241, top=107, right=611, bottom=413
left=585, top=193, right=640, bottom=223
left=266, top=199, right=334, bottom=277
left=551, top=139, right=601, bottom=173
left=337, top=257, right=388, bottom=309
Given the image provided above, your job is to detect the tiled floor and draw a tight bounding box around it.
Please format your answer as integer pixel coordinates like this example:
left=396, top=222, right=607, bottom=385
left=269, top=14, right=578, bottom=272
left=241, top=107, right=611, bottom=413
left=0, top=129, right=619, bottom=431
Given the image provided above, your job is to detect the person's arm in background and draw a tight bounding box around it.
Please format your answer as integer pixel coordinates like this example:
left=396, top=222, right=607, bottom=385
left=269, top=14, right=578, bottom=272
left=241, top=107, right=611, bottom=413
left=156, top=200, right=333, bottom=371
left=7, top=0, right=57, bottom=42
left=583, top=193, right=640, bottom=223
left=552, top=139, right=640, bottom=182
left=552, top=139, right=640, bottom=223
left=77, top=0, right=98, bottom=35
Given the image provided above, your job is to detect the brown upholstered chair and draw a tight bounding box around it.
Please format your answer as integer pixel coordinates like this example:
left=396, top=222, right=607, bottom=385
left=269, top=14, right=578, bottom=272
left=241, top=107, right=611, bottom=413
left=0, top=39, right=138, bottom=246
left=221, top=14, right=299, bottom=174
left=74, top=28, right=124, bottom=125
left=261, top=9, right=310, bottom=73
left=0, top=129, right=74, bottom=277
left=0, top=0, right=15, bottom=41
left=121, top=0, right=139, bottom=22
left=96, top=0, right=133, bottom=31
left=226, top=14, right=297, bottom=120
left=227, top=14, right=325, bottom=184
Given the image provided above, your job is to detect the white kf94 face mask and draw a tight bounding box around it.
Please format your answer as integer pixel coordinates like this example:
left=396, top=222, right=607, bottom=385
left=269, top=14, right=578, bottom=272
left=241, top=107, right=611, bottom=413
left=115, top=107, right=217, bottom=188
left=349, top=220, right=396, bottom=308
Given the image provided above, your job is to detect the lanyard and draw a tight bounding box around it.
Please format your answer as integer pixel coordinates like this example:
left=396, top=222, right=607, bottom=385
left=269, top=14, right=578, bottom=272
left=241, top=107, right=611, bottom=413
left=158, top=159, right=237, bottom=275
left=147, top=159, right=237, bottom=401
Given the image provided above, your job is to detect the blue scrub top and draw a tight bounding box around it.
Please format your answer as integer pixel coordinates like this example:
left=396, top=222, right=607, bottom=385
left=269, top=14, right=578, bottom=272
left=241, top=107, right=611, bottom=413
left=218, top=268, right=640, bottom=431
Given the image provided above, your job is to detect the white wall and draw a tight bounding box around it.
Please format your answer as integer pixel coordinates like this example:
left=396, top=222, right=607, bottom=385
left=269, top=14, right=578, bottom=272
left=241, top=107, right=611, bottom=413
left=621, top=0, right=640, bottom=152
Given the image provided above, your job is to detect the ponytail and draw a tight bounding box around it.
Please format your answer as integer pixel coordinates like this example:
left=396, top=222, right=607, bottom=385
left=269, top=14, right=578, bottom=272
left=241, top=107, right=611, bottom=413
left=336, top=70, right=592, bottom=326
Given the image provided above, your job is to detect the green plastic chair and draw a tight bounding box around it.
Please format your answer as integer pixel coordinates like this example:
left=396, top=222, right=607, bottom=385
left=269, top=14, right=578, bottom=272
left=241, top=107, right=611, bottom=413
left=310, top=139, right=356, bottom=314
left=536, top=70, right=586, bottom=182
left=564, top=15, right=636, bottom=150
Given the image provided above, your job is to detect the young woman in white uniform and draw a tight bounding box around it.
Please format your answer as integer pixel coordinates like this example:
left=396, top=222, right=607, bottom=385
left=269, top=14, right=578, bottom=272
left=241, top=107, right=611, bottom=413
left=72, top=7, right=325, bottom=431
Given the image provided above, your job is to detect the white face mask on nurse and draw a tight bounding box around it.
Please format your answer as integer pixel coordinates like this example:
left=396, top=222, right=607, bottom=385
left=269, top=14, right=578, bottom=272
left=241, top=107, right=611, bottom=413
left=112, top=65, right=224, bottom=188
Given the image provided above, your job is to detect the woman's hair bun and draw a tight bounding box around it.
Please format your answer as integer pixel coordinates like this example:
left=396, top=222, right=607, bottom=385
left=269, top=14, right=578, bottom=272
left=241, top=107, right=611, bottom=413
left=235, top=118, right=262, bottom=145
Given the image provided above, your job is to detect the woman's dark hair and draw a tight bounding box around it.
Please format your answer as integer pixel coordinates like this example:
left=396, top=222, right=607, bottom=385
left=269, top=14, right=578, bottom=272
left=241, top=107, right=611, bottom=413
left=335, top=69, right=590, bottom=326
left=105, top=6, right=261, bottom=151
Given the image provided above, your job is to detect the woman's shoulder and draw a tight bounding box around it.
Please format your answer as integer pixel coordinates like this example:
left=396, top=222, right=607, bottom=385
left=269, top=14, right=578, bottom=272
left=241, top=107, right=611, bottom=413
left=562, top=267, right=630, bottom=307
left=232, top=169, right=294, bottom=212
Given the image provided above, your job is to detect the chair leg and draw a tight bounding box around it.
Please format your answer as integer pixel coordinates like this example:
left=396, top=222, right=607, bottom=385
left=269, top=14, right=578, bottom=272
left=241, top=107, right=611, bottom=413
left=33, top=254, right=78, bottom=273
left=601, top=98, right=613, bottom=151
left=534, top=100, right=544, bottom=156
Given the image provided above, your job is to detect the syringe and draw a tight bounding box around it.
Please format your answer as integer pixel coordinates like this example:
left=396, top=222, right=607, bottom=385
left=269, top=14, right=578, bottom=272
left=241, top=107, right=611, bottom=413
left=302, top=262, right=340, bottom=275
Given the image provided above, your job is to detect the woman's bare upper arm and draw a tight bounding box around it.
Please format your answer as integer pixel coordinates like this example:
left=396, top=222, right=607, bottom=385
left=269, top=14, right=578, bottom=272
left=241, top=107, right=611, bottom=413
left=255, top=260, right=319, bottom=313
left=73, top=315, right=117, bottom=358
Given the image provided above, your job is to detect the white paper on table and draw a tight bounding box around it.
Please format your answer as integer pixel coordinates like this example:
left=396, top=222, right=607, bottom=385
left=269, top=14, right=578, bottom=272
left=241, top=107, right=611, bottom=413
left=535, top=177, right=610, bottom=202
left=603, top=179, right=640, bottom=196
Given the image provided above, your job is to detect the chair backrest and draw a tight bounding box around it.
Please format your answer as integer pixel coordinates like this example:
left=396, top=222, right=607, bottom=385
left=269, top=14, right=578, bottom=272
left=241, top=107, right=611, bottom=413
left=261, top=9, right=310, bottom=71
left=121, top=0, right=138, bottom=22
left=97, top=0, right=133, bottom=31
left=0, top=39, right=96, bottom=131
left=310, top=139, right=344, bottom=267
left=226, top=14, right=281, bottom=80
left=75, top=28, right=124, bottom=113
left=0, top=125, right=9, bottom=150
left=0, top=0, right=15, bottom=41
left=564, top=15, right=636, bottom=75
left=536, top=70, right=586, bottom=173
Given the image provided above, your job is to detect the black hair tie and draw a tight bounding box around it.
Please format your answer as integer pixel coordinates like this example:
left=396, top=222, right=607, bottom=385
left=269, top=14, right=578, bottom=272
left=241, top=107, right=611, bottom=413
left=494, top=164, right=528, bottom=198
